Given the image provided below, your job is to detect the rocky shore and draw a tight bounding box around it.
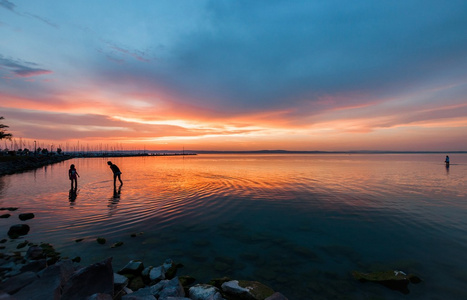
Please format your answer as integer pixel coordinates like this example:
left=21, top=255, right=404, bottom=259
left=1, top=206, right=288, bottom=299
left=0, top=155, right=73, bottom=176
left=0, top=241, right=288, bottom=300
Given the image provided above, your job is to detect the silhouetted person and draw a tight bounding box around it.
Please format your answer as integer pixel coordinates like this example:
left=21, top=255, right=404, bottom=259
left=445, top=155, right=450, bottom=166
left=68, top=164, right=80, bottom=190
left=107, top=161, right=123, bottom=186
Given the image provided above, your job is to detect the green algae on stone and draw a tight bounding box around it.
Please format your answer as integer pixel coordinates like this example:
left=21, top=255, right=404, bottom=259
left=353, top=270, right=422, bottom=294
left=111, top=241, right=124, bottom=248
left=16, top=240, right=29, bottom=249
left=40, top=242, right=61, bottom=264
left=238, top=280, right=275, bottom=300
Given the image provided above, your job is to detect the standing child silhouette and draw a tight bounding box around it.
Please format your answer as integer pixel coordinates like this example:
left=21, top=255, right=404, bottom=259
left=68, top=164, right=80, bottom=190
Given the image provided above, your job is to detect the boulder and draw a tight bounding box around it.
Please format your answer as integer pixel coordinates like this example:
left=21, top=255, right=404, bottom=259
left=26, top=245, right=44, bottom=260
left=157, top=277, right=185, bottom=300
left=265, top=292, right=288, bottom=300
left=121, top=287, right=155, bottom=299
left=114, top=272, right=129, bottom=289
left=122, top=294, right=156, bottom=300
left=20, top=259, right=47, bottom=273
left=221, top=280, right=274, bottom=300
left=7, top=224, right=30, bottom=238
left=18, top=213, right=35, bottom=221
left=61, top=257, right=114, bottom=299
left=86, top=293, right=113, bottom=300
left=149, top=266, right=165, bottom=282
left=0, top=271, right=37, bottom=294
left=352, top=270, right=421, bottom=294
left=129, top=276, right=145, bottom=291
left=13, top=259, right=76, bottom=299
left=163, top=259, right=173, bottom=271
left=119, top=260, right=145, bottom=275
left=189, top=284, right=224, bottom=300
left=0, top=213, right=11, bottom=218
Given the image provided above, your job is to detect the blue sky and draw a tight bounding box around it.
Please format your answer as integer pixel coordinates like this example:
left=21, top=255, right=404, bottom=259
left=1, top=0, right=467, bottom=151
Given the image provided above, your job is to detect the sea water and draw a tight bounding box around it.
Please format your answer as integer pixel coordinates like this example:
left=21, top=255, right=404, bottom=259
left=1, top=153, right=466, bottom=299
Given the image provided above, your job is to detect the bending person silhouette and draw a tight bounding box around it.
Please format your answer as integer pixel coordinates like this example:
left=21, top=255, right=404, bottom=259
left=107, top=161, right=123, bottom=186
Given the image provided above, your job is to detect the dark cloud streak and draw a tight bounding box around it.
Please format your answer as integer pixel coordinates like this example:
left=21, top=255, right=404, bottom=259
left=0, top=0, right=15, bottom=11
left=0, top=55, right=52, bottom=77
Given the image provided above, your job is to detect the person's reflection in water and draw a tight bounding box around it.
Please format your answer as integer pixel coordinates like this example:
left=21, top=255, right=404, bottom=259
left=69, top=188, right=78, bottom=207
left=108, top=185, right=122, bottom=214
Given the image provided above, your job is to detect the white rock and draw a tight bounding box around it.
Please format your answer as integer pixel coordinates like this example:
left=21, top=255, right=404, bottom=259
left=189, top=284, right=224, bottom=300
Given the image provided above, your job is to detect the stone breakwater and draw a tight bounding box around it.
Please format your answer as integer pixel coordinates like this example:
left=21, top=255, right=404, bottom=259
left=0, top=155, right=73, bottom=176
left=0, top=244, right=288, bottom=300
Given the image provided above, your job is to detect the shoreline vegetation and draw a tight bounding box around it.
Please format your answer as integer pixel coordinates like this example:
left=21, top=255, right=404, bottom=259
left=0, top=152, right=196, bottom=177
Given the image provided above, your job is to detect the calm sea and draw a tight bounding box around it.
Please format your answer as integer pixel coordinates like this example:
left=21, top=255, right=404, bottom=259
left=1, top=154, right=466, bottom=299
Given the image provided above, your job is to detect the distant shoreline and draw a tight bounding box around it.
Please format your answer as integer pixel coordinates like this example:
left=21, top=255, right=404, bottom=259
left=184, top=150, right=467, bottom=154
left=1, top=150, right=464, bottom=176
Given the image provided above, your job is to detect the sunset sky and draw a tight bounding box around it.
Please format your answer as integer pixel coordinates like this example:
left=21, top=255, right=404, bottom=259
left=1, top=1, right=467, bottom=151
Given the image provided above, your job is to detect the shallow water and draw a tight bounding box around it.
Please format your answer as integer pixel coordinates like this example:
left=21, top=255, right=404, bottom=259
left=1, top=153, right=466, bottom=299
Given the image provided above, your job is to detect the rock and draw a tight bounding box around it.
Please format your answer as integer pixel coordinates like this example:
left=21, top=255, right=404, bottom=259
left=111, top=241, right=124, bottom=248
left=163, top=259, right=173, bottom=271
left=189, top=284, right=224, bottom=300
left=0, top=213, right=10, bottom=218
left=7, top=224, right=30, bottom=238
left=122, top=287, right=154, bottom=299
left=97, top=237, right=106, bottom=244
left=179, top=275, right=196, bottom=287
left=352, top=270, right=421, bottom=294
left=114, top=272, right=129, bottom=291
left=16, top=240, right=29, bottom=249
left=119, top=260, right=145, bottom=275
left=13, top=259, right=76, bottom=300
left=0, top=271, right=38, bottom=294
left=0, top=261, right=18, bottom=273
left=164, top=260, right=183, bottom=280
left=0, top=207, right=18, bottom=211
left=61, top=257, right=114, bottom=299
left=209, top=277, right=231, bottom=289
left=221, top=280, right=275, bottom=300
left=0, top=291, right=13, bottom=299
left=18, top=213, right=35, bottom=221
left=20, top=259, right=47, bottom=273
left=149, top=266, right=165, bottom=282
left=129, top=276, right=146, bottom=291
left=122, top=294, right=156, bottom=300
left=86, top=293, right=113, bottom=300
left=40, top=243, right=61, bottom=264
left=265, top=292, right=289, bottom=300
left=158, top=277, right=185, bottom=300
